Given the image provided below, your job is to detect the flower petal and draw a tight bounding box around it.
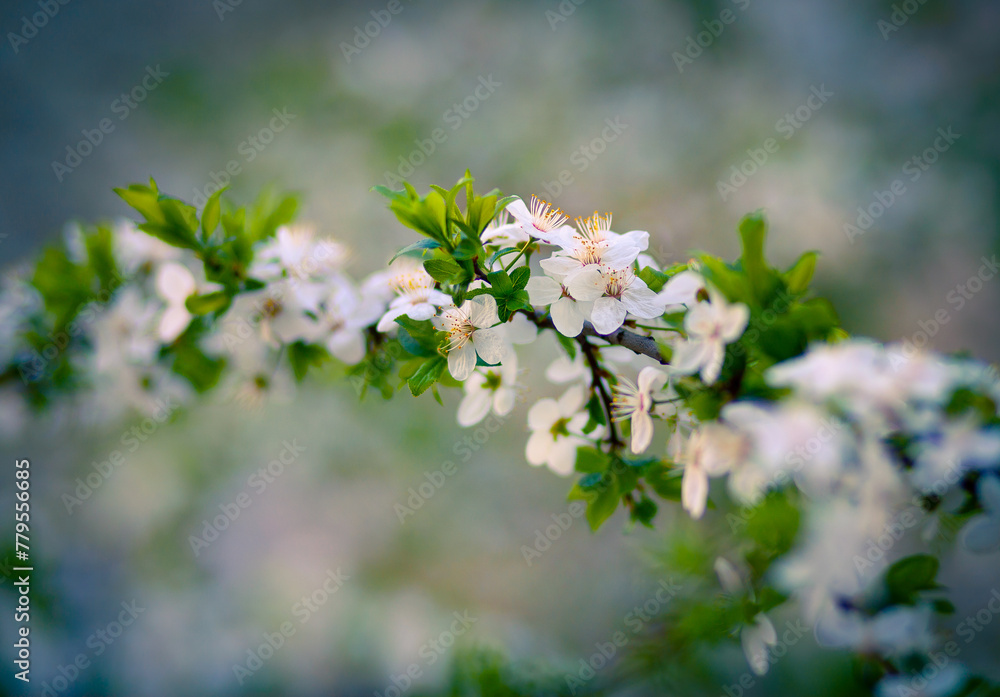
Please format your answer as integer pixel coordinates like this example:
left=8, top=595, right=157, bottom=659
left=622, top=284, right=666, bottom=319
left=472, top=327, right=505, bottom=364
left=448, top=342, right=477, bottom=381
left=566, top=264, right=606, bottom=302
left=590, top=297, right=628, bottom=335
left=158, top=305, right=192, bottom=343
left=630, top=411, right=654, bottom=453
left=637, top=366, right=668, bottom=395
left=155, top=262, right=197, bottom=304
left=469, top=294, right=499, bottom=328
left=528, top=398, right=560, bottom=430
left=525, top=275, right=563, bottom=305
left=526, top=430, right=553, bottom=466
left=682, top=467, right=708, bottom=519
left=457, top=388, right=493, bottom=427
left=550, top=297, right=584, bottom=337
left=658, top=270, right=704, bottom=308
left=539, top=255, right=580, bottom=278
left=962, top=515, right=1000, bottom=553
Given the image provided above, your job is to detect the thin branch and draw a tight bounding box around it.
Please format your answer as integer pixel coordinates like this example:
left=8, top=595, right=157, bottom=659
left=578, top=335, right=622, bottom=449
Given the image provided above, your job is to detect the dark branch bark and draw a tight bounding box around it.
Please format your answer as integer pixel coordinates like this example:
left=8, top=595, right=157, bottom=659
left=580, top=323, right=668, bottom=364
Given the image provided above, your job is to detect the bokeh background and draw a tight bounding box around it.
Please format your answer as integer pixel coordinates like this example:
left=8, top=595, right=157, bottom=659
left=2, top=0, right=999, bottom=695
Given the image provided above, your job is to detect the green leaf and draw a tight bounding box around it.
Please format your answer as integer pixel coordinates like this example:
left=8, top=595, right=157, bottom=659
left=555, top=332, right=577, bottom=360
left=388, top=239, right=442, bottom=265
left=509, top=266, right=531, bottom=291
left=486, top=270, right=514, bottom=295
left=169, top=341, right=225, bottom=392
left=644, top=463, right=683, bottom=501
left=575, top=446, right=610, bottom=473
left=631, top=496, right=658, bottom=528
left=423, top=259, right=463, bottom=283
left=287, top=341, right=330, bottom=381
left=585, top=479, right=620, bottom=531
left=784, top=251, right=818, bottom=295
left=408, top=356, right=448, bottom=396
left=885, top=554, right=941, bottom=605
left=487, top=246, right=520, bottom=267
left=738, top=211, right=768, bottom=288
left=201, top=187, right=226, bottom=241
left=637, top=266, right=670, bottom=293
left=248, top=191, right=298, bottom=242
left=185, top=291, right=231, bottom=316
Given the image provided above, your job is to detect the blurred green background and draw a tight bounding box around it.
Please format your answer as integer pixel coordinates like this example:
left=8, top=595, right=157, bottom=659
left=2, top=0, right=1000, bottom=695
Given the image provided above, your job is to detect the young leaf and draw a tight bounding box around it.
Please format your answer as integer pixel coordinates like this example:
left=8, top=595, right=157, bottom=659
left=388, top=239, right=442, bottom=265
left=408, top=356, right=448, bottom=396
left=424, top=259, right=463, bottom=283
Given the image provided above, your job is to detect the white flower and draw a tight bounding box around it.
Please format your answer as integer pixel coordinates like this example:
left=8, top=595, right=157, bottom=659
left=91, top=287, right=160, bottom=373
left=742, top=613, right=778, bottom=676
left=481, top=210, right=529, bottom=250
left=525, top=269, right=590, bottom=337
left=962, top=475, right=1000, bottom=553
left=230, top=281, right=320, bottom=346
left=678, top=424, right=744, bottom=519
left=155, top=262, right=198, bottom=343
left=113, top=218, right=180, bottom=273
left=913, top=418, right=1000, bottom=492
left=252, top=223, right=347, bottom=281
left=505, top=196, right=574, bottom=245
left=457, top=355, right=520, bottom=427
left=538, top=212, right=649, bottom=277
left=566, top=265, right=664, bottom=335
left=431, top=295, right=504, bottom=381
left=766, top=340, right=900, bottom=419
left=612, top=366, right=668, bottom=453
left=722, top=400, right=849, bottom=500
left=657, top=269, right=704, bottom=310
left=670, top=289, right=749, bottom=383
left=525, top=385, right=600, bottom=476
left=375, top=259, right=453, bottom=333
left=815, top=605, right=935, bottom=657
left=714, top=557, right=745, bottom=595
left=315, top=280, right=383, bottom=364
left=545, top=346, right=636, bottom=386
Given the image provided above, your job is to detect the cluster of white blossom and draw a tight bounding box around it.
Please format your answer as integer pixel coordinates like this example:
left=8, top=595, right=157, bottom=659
left=2, top=190, right=999, bottom=693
